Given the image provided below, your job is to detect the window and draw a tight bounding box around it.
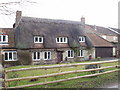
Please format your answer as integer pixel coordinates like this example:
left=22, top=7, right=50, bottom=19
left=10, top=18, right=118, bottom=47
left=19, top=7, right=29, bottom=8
left=56, top=37, right=68, bottom=43
left=4, top=51, right=17, bottom=61
left=0, top=35, right=8, bottom=43
left=32, top=52, right=40, bottom=60
left=78, top=50, right=84, bottom=57
left=79, top=36, right=85, bottom=42
left=44, top=51, right=51, bottom=60
left=67, top=50, right=74, bottom=58
left=34, top=36, right=43, bottom=43
left=102, top=35, right=106, bottom=39
left=113, top=36, right=117, bottom=40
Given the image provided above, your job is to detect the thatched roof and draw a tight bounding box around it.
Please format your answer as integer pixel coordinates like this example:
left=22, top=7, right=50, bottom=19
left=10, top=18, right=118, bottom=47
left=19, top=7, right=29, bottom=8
left=15, top=17, right=86, bottom=49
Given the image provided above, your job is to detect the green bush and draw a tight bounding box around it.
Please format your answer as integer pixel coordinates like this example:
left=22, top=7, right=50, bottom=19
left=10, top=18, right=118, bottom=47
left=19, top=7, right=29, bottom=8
left=85, top=64, right=104, bottom=74
left=18, top=50, right=32, bottom=65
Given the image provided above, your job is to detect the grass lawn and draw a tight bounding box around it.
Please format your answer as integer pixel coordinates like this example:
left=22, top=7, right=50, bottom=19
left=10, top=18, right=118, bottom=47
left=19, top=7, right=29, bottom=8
left=5, top=60, right=118, bottom=88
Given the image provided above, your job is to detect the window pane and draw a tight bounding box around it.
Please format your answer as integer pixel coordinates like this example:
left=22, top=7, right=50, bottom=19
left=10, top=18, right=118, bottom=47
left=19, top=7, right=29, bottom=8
left=39, top=37, right=42, bottom=42
left=79, top=37, right=81, bottom=41
left=13, top=52, right=17, bottom=60
left=48, top=52, right=50, bottom=59
left=79, top=50, right=83, bottom=57
left=61, top=38, right=63, bottom=42
left=35, top=37, right=38, bottom=42
left=71, top=51, right=73, bottom=57
left=57, top=38, right=59, bottom=42
left=78, top=50, right=80, bottom=56
left=37, top=52, right=40, bottom=59
left=9, top=52, right=12, bottom=60
left=68, top=51, right=70, bottom=57
left=33, top=52, right=36, bottom=59
left=0, top=36, right=1, bottom=42
left=64, top=38, right=66, bottom=42
left=3, top=36, right=6, bottom=41
left=81, top=50, right=83, bottom=56
left=44, top=52, right=47, bottom=59
left=5, top=53, right=8, bottom=60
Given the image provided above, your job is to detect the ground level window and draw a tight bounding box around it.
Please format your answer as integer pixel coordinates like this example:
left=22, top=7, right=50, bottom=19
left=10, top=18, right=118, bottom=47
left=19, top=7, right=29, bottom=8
left=33, top=52, right=40, bottom=60
left=78, top=50, right=84, bottom=57
left=67, top=50, right=74, bottom=58
left=4, top=51, right=17, bottom=61
left=44, top=51, right=51, bottom=60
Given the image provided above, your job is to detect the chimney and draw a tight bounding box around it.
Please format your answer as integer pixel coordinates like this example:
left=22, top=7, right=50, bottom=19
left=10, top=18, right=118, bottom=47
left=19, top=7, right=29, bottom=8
left=94, top=25, right=97, bottom=30
left=81, top=16, right=85, bottom=25
left=15, top=11, right=22, bottom=28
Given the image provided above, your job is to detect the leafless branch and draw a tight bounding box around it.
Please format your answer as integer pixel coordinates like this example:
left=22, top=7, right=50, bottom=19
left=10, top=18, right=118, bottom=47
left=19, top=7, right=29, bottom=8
left=0, top=0, right=36, bottom=15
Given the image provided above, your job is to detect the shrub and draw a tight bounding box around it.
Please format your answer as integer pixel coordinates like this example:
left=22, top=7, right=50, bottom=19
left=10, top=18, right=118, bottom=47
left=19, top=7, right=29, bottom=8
left=18, top=50, right=33, bottom=65
left=85, top=64, right=104, bottom=74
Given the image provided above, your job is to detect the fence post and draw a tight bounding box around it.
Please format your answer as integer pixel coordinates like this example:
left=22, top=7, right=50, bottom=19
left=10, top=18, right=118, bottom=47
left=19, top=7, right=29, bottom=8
left=4, top=70, right=8, bottom=89
left=44, top=68, right=47, bottom=88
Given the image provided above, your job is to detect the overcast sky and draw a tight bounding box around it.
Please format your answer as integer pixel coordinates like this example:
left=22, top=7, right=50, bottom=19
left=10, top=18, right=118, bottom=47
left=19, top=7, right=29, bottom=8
left=0, top=0, right=119, bottom=28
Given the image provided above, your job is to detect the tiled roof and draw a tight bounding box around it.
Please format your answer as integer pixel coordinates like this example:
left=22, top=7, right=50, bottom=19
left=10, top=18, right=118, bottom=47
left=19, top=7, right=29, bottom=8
left=86, top=25, right=118, bottom=36
left=0, top=28, right=15, bottom=48
left=87, top=33, right=114, bottom=47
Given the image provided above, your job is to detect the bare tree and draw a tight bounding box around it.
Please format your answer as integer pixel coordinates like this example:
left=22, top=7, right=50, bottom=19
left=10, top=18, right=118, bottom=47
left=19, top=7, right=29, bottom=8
left=0, top=0, right=36, bottom=15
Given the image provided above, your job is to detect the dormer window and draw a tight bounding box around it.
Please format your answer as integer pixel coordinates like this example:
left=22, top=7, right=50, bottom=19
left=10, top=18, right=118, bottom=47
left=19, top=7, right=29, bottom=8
left=56, top=37, right=68, bottom=43
left=0, top=35, right=8, bottom=43
left=79, top=36, right=85, bottom=42
left=34, top=36, right=43, bottom=43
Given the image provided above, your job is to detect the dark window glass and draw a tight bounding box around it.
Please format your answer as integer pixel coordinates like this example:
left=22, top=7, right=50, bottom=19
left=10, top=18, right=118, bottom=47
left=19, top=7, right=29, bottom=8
left=57, top=38, right=59, bottom=42
left=38, top=52, right=40, bottom=59
left=48, top=52, right=50, bottom=59
left=0, top=36, right=1, bottom=42
left=39, top=38, right=42, bottom=42
left=5, top=53, right=8, bottom=60
left=68, top=51, right=70, bottom=57
left=44, top=52, right=47, bottom=59
left=61, top=38, right=63, bottom=42
left=71, top=51, right=73, bottom=57
left=3, top=36, right=6, bottom=41
left=34, top=52, right=36, bottom=59
left=81, top=50, right=83, bottom=56
left=79, top=38, right=81, bottom=41
left=35, top=37, right=38, bottom=42
left=9, top=52, right=12, bottom=60
left=64, top=38, right=66, bottom=42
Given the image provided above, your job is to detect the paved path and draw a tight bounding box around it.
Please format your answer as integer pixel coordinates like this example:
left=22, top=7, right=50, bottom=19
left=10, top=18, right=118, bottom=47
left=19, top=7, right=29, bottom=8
left=100, top=82, right=119, bottom=89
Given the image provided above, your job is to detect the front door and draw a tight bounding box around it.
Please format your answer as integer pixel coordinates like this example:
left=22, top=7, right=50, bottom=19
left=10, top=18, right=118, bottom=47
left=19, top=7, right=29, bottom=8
left=57, top=51, right=63, bottom=63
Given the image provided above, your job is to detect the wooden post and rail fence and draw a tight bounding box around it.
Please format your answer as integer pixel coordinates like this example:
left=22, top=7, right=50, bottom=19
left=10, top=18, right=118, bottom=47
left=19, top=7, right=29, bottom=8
left=1, top=60, right=120, bottom=89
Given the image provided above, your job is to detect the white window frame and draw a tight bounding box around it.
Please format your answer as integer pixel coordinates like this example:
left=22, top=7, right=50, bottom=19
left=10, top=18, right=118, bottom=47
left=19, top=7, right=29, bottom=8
left=34, top=36, right=43, bottom=43
left=113, top=36, right=117, bottom=40
left=79, top=36, right=85, bottom=42
left=4, top=51, right=17, bottom=61
left=32, top=52, right=41, bottom=61
left=102, top=35, right=106, bottom=39
left=0, top=35, right=8, bottom=43
left=67, top=50, right=74, bottom=58
left=44, top=51, right=51, bottom=60
left=56, top=37, right=68, bottom=43
left=78, top=50, right=84, bottom=57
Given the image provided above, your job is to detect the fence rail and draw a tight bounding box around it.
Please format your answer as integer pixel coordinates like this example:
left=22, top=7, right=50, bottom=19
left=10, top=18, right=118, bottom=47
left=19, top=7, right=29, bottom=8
left=3, top=59, right=120, bottom=89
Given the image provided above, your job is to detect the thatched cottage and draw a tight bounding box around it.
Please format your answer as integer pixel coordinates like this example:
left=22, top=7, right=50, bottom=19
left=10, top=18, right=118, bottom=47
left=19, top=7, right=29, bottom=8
left=0, top=11, right=115, bottom=67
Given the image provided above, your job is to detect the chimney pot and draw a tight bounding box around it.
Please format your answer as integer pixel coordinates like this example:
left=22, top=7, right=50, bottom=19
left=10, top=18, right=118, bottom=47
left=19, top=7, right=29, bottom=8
left=81, top=16, right=85, bottom=24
